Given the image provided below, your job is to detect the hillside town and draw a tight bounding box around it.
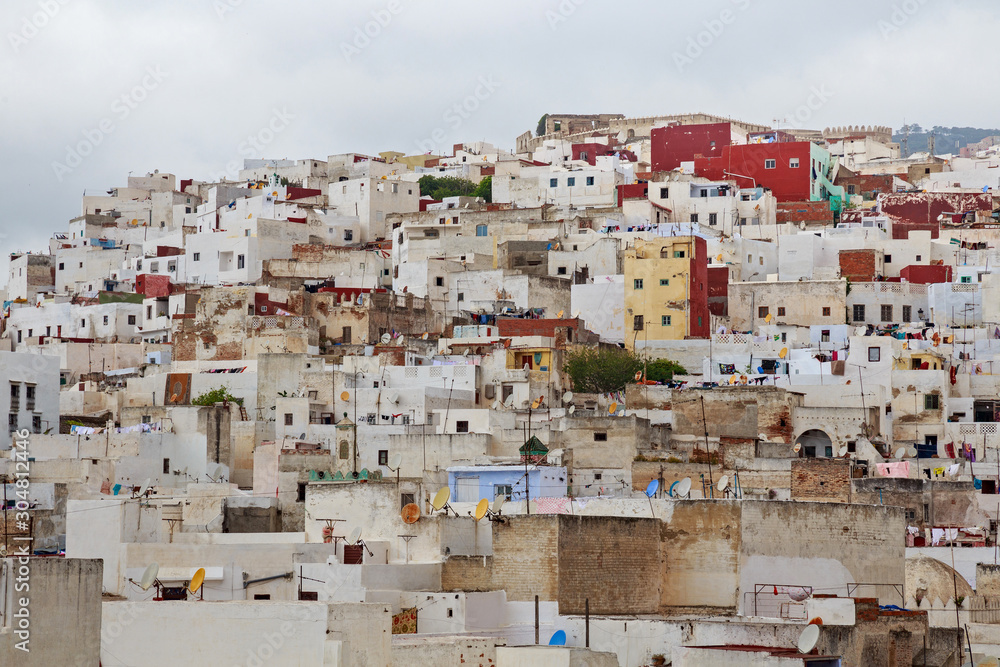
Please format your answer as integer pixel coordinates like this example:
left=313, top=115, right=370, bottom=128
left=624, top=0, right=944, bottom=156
left=8, top=111, right=1000, bottom=666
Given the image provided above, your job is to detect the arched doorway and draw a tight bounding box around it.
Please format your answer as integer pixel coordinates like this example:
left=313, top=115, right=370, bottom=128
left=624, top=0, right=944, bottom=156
left=795, top=429, right=833, bottom=458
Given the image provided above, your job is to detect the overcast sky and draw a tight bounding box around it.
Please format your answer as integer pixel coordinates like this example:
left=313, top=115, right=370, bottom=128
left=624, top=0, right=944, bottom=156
left=0, top=0, right=995, bottom=283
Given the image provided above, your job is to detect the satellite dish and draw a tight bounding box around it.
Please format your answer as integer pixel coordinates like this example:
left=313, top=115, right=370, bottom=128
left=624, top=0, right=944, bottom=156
left=432, top=487, right=451, bottom=511
left=571, top=310, right=581, bottom=319
left=531, top=399, right=540, bottom=410
left=491, top=400, right=501, bottom=410
left=421, top=332, right=429, bottom=340
left=139, top=563, right=159, bottom=591
left=381, top=333, right=391, bottom=344
left=907, top=447, right=918, bottom=457
left=797, top=624, right=820, bottom=654
left=676, top=477, right=692, bottom=497
left=608, top=402, right=618, bottom=414
left=668, top=481, right=679, bottom=497
left=389, top=453, right=402, bottom=471
left=854, top=326, right=866, bottom=336
left=474, top=498, right=489, bottom=521
left=758, top=433, right=768, bottom=442
left=728, top=376, right=736, bottom=385
left=212, top=465, right=224, bottom=481
left=523, top=363, right=530, bottom=372
left=717, top=475, right=729, bottom=492
left=717, top=254, right=723, bottom=262
left=549, top=630, right=567, bottom=646
left=348, top=526, right=362, bottom=545
left=188, top=568, right=206, bottom=595
left=757, top=366, right=764, bottom=374
left=401, top=503, right=420, bottom=524
left=568, top=405, right=576, bottom=414
left=779, top=347, right=788, bottom=359
left=634, top=370, right=643, bottom=381
left=492, top=494, right=507, bottom=514
left=645, top=479, right=659, bottom=497
left=504, top=395, right=515, bottom=408
left=397, top=336, right=405, bottom=345
left=765, top=313, right=772, bottom=323
left=563, top=391, right=574, bottom=403
left=617, top=409, right=625, bottom=417
left=138, top=478, right=150, bottom=497
left=341, top=391, right=350, bottom=401
left=557, top=310, right=564, bottom=318
left=793, top=442, right=802, bottom=453
left=388, top=391, right=400, bottom=404
left=894, top=447, right=906, bottom=459
left=838, top=445, right=849, bottom=457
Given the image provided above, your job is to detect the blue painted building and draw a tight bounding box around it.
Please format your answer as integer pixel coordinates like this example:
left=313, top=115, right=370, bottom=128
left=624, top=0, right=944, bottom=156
left=447, top=465, right=567, bottom=503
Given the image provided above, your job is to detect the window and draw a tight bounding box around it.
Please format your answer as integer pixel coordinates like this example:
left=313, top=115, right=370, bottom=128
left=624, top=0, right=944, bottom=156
left=633, top=279, right=644, bottom=290
left=961, top=275, right=972, bottom=284
left=550, top=178, right=558, bottom=187
left=456, top=420, right=469, bottom=433
left=660, top=279, right=670, bottom=286
left=58, top=262, right=64, bottom=270
left=494, top=484, right=512, bottom=501
left=902, top=305, right=911, bottom=321
left=586, top=176, right=594, bottom=186
left=435, top=277, right=444, bottom=287
left=27, top=329, right=32, bottom=338
left=924, top=394, right=940, bottom=410
left=168, top=262, right=176, bottom=272
left=594, top=432, right=608, bottom=442
left=401, top=492, right=415, bottom=509
left=344, top=230, right=353, bottom=241
left=237, top=254, right=245, bottom=269
left=127, top=315, right=136, bottom=325
left=660, top=187, right=669, bottom=198
left=81, top=319, right=86, bottom=328
left=765, top=159, right=776, bottom=169
left=848, top=184, right=856, bottom=195
left=822, top=307, right=831, bottom=317
left=674, top=249, right=686, bottom=258
left=193, top=252, right=200, bottom=262
left=777, top=307, right=786, bottom=317
left=567, top=177, right=576, bottom=187
left=476, top=224, right=487, bottom=236
left=163, top=458, right=170, bottom=474
left=662, top=315, right=672, bottom=326
left=709, top=213, right=717, bottom=226
left=881, top=305, right=893, bottom=321
left=868, top=347, right=881, bottom=362
left=284, top=413, right=293, bottom=426
left=789, top=158, right=800, bottom=168
left=915, top=255, right=922, bottom=262
left=150, top=262, right=159, bottom=272
left=821, top=330, right=830, bottom=342
left=758, top=306, right=769, bottom=318
left=32, top=415, right=41, bottom=434
left=884, top=254, right=891, bottom=264
left=378, top=450, right=388, bottom=466
left=457, top=293, right=464, bottom=302
left=9, top=414, right=17, bottom=429
left=633, top=315, right=644, bottom=331
left=852, top=304, right=865, bottom=321
left=690, top=213, right=699, bottom=223
left=557, top=267, right=567, bottom=275
left=103, top=316, right=109, bottom=325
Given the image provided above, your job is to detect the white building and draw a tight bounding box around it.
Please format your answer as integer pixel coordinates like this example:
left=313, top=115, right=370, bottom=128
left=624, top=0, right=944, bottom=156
left=0, top=350, right=60, bottom=448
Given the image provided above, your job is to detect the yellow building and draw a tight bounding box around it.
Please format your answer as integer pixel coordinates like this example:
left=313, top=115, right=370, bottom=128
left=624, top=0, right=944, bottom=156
left=623, top=236, right=709, bottom=351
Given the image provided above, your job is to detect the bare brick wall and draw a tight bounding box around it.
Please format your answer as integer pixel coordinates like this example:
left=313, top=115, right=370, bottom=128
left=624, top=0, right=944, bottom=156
left=790, top=458, right=853, bottom=503
left=556, top=515, right=662, bottom=614
left=492, top=516, right=559, bottom=602
left=441, top=556, right=494, bottom=592
left=839, top=249, right=878, bottom=282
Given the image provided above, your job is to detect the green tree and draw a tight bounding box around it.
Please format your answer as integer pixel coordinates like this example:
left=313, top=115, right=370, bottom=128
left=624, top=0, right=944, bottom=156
left=563, top=347, right=644, bottom=394
left=472, top=176, right=492, bottom=203
left=418, top=175, right=478, bottom=200
left=536, top=114, right=548, bottom=137
left=191, top=386, right=244, bottom=406
left=644, top=358, right=687, bottom=383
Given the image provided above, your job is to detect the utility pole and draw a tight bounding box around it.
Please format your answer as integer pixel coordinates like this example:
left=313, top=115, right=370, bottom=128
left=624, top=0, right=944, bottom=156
left=700, top=394, right=714, bottom=496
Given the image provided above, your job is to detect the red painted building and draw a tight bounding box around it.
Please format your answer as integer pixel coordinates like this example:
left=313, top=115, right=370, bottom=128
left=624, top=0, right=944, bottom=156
left=688, top=236, right=711, bottom=339
left=617, top=183, right=649, bottom=206
left=135, top=274, right=171, bottom=298
left=650, top=123, right=731, bottom=173
left=695, top=142, right=814, bottom=202
left=879, top=192, right=993, bottom=240
left=900, top=265, right=952, bottom=284
left=707, top=265, right=729, bottom=317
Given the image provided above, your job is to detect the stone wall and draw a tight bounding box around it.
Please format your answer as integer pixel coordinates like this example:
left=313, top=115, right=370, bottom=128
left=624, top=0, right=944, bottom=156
left=790, top=458, right=853, bottom=503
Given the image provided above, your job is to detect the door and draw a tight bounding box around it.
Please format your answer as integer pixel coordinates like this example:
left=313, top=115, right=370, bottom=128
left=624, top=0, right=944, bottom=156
left=455, top=476, right=480, bottom=503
